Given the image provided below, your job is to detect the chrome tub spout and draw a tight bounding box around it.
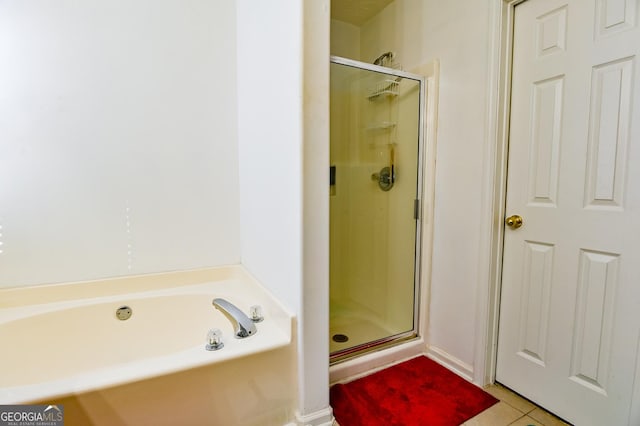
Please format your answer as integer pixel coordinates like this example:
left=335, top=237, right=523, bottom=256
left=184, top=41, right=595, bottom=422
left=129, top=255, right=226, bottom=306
left=212, top=298, right=257, bottom=338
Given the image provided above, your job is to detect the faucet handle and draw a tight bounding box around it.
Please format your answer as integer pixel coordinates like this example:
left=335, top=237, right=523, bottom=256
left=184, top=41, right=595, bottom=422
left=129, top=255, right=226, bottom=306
left=250, top=305, right=264, bottom=323
left=205, top=328, right=224, bottom=351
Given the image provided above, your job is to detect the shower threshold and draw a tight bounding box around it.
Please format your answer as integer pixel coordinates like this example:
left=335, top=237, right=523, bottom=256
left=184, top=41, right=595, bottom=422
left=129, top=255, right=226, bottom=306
left=330, top=331, right=418, bottom=365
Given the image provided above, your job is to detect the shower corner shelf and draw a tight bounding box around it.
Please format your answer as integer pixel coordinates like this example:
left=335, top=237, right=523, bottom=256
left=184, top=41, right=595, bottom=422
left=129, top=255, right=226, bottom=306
left=367, top=79, right=399, bottom=101
left=366, top=121, right=397, bottom=131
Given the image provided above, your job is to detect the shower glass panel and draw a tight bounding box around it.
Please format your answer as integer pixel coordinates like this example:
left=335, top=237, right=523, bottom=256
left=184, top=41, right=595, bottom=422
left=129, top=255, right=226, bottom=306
left=330, top=57, right=423, bottom=362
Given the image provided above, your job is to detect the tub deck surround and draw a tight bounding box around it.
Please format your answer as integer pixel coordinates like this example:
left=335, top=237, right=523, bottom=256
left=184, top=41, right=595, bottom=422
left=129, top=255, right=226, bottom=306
left=0, top=265, right=295, bottom=405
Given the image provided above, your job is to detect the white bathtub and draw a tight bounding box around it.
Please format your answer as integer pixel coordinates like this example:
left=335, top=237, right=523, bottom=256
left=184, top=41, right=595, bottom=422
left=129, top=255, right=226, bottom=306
left=0, top=266, right=296, bottom=425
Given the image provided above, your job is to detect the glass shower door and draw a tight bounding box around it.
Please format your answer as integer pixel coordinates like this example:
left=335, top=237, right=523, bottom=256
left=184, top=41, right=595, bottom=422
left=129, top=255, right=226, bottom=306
left=330, top=58, right=423, bottom=362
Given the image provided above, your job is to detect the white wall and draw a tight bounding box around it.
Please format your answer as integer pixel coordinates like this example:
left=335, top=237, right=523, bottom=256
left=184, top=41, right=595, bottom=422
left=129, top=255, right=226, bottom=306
left=417, top=0, right=492, bottom=380
left=330, top=19, right=361, bottom=60
left=301, top=1, right=332, bottom=423
left=353, top=0, right=493, bottom=380
left=0, top=0, right=240, bottom=288
left=236, top=0, right=303, bottom=320
left=237, top=1, right=333, bottom=424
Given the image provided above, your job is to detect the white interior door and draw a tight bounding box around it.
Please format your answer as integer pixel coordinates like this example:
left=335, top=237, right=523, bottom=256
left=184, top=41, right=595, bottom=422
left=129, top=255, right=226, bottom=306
left=496, top=0, right=640, bottom=425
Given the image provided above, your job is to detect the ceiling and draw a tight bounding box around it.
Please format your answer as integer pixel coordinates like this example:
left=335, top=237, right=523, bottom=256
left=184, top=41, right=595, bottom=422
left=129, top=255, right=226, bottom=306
left=331, top=0, right=395, bottom=26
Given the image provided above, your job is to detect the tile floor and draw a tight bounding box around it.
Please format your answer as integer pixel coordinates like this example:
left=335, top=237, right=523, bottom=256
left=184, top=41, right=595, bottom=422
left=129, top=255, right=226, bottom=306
left=463, top=384, right=571, bottom=426
left=333, top=383, right=572, bottom=426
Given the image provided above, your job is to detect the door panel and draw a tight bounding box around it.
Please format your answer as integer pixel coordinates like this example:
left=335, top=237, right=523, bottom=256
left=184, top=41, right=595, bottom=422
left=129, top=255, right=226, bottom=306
left=496, top=0, right=640, bottom=424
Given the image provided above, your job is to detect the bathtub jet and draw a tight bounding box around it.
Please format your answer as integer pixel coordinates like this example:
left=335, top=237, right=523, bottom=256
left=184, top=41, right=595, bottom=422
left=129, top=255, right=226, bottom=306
left=212, top=298, right=257, bottom=338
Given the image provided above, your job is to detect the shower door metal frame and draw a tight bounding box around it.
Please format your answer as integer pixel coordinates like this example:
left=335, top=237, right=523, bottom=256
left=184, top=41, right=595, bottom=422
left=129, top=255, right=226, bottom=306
left=329, top=55, right=427, bottom=363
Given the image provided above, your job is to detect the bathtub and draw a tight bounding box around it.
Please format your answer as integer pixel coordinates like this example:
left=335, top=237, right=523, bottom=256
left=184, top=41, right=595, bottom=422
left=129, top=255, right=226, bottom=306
left=0, top=266, right=296, bottom=425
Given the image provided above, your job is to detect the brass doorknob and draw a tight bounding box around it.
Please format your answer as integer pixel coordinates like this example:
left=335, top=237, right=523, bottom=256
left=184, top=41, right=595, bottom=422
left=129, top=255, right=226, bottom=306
left=505, top=215, right=523, bottom=229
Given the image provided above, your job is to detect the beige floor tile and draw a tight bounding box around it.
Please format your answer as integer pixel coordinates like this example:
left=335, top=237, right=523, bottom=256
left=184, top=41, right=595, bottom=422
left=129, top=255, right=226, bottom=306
left=528, top=407, right=571, bottom=426
left=508, top=416, right=544, bottom=426
left=484, top=384, right=536, bottom=414
left=463, top=401, right=524, bottom=426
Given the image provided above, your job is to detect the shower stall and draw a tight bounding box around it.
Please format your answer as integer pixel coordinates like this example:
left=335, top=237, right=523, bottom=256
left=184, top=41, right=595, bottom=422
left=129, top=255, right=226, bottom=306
left=330, top=56, right=425, bottom=363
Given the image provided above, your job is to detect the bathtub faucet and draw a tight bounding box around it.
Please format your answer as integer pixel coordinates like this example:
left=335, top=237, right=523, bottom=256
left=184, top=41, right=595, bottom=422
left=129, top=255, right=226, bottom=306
left=212, top=298, right=257, bottom=338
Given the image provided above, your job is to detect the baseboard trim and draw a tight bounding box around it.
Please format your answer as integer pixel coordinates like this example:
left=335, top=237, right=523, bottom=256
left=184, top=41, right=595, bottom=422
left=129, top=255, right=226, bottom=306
left=292, top=406, right=334, bottom=426
left=426, top=345, right=474, bottom=382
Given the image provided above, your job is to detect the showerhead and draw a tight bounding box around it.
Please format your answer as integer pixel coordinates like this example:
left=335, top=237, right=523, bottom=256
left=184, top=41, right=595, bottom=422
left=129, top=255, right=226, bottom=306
left=373, top=51, right=394, bottom=66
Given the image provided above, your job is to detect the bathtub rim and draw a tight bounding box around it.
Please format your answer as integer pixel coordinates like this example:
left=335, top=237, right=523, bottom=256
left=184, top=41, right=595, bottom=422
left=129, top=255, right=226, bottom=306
left=0, top=264, right=295, bottom=404
left=0, top=264, right=291, bottom=313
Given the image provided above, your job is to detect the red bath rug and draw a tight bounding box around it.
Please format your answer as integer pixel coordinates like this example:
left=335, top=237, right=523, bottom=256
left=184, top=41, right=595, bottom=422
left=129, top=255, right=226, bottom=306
left=330, top=356, right=498, bottom=426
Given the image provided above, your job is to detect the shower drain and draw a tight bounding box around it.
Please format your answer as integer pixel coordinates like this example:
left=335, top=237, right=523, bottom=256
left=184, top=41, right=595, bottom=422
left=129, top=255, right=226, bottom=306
left=332, top=334, right=349, bottom=343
